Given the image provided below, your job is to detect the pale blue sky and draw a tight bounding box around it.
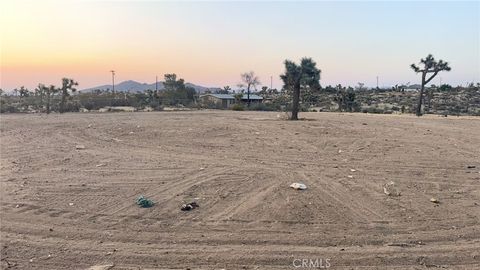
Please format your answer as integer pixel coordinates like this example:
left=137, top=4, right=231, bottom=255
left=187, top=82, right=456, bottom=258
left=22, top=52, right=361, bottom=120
left=1, top=0, right=479, bottom=89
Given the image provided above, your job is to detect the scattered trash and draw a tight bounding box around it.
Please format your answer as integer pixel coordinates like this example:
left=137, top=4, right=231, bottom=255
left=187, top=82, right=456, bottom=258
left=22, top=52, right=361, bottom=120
left=199, top=167, right=205, bottom=171
left=290, top=183, right=307, bottom=190
left=96, top=163, right=106, bottom=167
left=383, top=181, right=401, bottom=196
left=430, top=198, right=440, bottom=204
left=136, top=195, right=154, bottom=208
left=181, top=201, right=199, bottom=211
left=362, top=123, right=368, bottom=125
left=347, top=175, right=354, bottom=178
left=338, top=149, right=343, bottom=153
left=129, top=131, right=134, bottom=134
left=75, top=145, right=86, bottom=150
left=87, top=124, right=92, bottom=128
left=350, top=169, right=357, bottom=172
left=68, top=203, right=74, bottom=206
left=467, top=165, right=476, bottom=169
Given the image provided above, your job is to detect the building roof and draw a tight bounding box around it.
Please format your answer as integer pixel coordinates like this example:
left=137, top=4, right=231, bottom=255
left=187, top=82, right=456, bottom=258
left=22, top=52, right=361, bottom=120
left=201, top=93, right=263, bottom=100
left=240, top=94, right=263, bottom=100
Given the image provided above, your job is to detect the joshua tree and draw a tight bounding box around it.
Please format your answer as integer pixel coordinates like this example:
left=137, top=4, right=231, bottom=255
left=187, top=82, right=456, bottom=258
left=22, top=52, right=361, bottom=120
left=234, top=93, right=243, bottom=103
left=45, top=85, right=57, bottom=114
left=223, top=86, right=231, bottom=93
left=280, top=57, right=321, bottom=120
left=59, top=78, right=78, bottom=113
left=239, top=71, right=260, bottom=107
left=18, top=86, right=31, bottom=99
left=34, top=84, right=46, bottom=109
left=411, top=54, right=451, bottom=116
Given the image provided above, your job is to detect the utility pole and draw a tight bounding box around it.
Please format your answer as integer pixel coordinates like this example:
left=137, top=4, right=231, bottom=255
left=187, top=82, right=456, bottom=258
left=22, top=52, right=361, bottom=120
left=155, top=75, right=158, bottom=93
left=270, top=76, right=273, bottom=90
left=110, top=70, right=115, bottom=95
left=376, top=76, right=379, bottom=89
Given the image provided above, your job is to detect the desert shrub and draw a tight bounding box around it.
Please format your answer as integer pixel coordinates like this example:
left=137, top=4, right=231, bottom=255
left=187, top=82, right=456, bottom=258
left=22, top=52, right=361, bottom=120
left=363, top=107, right=384, bottom=114
left=62, top=101, right=81, bottom=112
left=112, top=98, right=132, bottom=107
left=231, top=104, right=244, bottom=111
left=249, top=103, right=276, bottom=111
left=0, top=103, right=18, bottom=113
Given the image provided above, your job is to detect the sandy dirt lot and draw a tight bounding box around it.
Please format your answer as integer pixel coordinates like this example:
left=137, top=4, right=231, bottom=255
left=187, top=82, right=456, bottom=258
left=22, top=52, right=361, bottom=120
left=1, top=111, right=479, bottom=269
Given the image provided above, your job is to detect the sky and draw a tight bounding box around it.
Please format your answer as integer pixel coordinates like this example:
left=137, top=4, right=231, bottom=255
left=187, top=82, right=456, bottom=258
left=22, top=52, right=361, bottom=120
left=1, top=0, right=479, bottom=91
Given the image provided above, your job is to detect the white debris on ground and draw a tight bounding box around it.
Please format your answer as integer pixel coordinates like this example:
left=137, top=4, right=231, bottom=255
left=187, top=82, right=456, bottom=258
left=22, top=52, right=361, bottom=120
left=290, top=183, right=307, bottom=190
left=88, top=264, right=114, bottom=270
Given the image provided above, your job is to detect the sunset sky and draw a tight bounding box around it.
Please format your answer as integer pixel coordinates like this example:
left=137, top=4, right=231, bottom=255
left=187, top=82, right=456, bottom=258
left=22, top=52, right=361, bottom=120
left=1, top=0, right=479, bottom=91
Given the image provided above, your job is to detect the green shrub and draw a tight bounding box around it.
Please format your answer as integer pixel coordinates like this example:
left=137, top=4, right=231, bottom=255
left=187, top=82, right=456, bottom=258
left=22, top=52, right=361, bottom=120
left=231, top=104, right=244, bottom=111
left=136, top=195, right=154, bottom=208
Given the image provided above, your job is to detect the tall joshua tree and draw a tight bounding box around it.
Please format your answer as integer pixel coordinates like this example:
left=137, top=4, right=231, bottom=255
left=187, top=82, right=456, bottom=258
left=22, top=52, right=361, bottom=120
left=411, top=54, right=451, bottom=116
left=59, top=78, right=78, bottom=113
left=239, top=71, right=260, bottom=107
left=280, top=57, right=321, bottom=120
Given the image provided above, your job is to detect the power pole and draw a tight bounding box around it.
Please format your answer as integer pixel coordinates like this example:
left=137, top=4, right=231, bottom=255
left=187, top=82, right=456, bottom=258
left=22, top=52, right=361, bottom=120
left=110, top=70, right=115, bottom=95
left=155, top=75, right=158, bottom=93
left=376, top=76, right=379, bottom=89
left=270, top=76, right=273, bottom=90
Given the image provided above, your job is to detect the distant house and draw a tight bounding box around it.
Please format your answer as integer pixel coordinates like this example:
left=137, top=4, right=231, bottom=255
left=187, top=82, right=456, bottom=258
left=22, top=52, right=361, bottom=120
left=404, top=84, right=422, bottom=92
left=199, top=93, right=263, bottom=108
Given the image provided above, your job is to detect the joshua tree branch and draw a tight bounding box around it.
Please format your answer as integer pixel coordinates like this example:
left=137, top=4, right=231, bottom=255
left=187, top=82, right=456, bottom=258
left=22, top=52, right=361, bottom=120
left=425, top=71, right=439, bottom=85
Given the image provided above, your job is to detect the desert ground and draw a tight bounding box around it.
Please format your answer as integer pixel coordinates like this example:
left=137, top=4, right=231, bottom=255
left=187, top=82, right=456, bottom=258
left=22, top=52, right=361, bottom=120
left=1, top=111, right=479, bottom=269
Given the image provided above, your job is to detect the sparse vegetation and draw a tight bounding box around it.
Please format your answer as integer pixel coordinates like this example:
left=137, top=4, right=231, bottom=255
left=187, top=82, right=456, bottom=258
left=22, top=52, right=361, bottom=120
left=231, top=104, right=244, bottom=111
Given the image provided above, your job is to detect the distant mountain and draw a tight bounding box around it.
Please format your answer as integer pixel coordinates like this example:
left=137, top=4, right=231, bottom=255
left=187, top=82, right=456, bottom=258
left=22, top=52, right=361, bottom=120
left=81, top=80, right=218, bottom=93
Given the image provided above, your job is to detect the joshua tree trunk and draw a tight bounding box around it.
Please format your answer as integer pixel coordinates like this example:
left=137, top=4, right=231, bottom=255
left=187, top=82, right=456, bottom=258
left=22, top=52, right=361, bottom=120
left=60, top=90, right=67, bottom=113
left=291, top=83, right=300, bottom=120
left=416, top=72, right=426, bottom=116
left=46, top=91, right=51, bottom=114
left=247, top=84, right=251, bottom=107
